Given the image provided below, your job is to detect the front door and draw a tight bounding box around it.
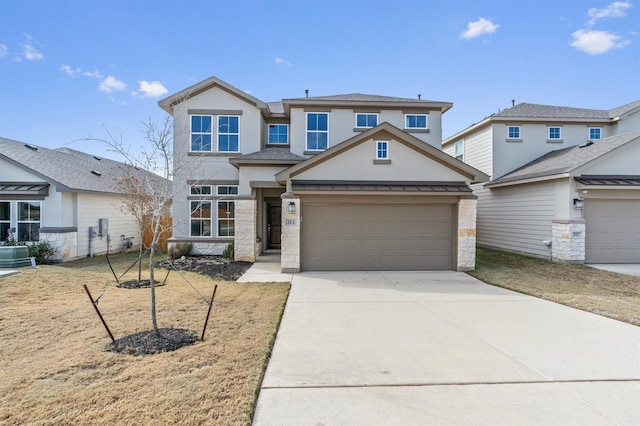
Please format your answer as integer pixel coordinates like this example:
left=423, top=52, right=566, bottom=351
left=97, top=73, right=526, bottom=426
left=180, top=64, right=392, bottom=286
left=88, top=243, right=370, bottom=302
left=267, top=204, right=282, bottom=249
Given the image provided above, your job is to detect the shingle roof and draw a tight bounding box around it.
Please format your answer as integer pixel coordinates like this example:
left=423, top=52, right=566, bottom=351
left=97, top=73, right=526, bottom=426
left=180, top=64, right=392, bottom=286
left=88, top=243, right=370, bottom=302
left=607, top=99, right=640, bottom=118
left=492, top=100, right=640, bottom=120
left=228, top=147, right=306, bottom=168
left=285, top=93, right=431, bottom=103
left=266, top=102, right=284, bottom=114
left=487, top=130, right=640, bottom=186
left=0, top=137, right=169, bottom=194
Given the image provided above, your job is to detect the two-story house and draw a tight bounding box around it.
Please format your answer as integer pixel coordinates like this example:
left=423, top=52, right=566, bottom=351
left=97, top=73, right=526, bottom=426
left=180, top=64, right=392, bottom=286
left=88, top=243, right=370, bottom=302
left=442, top=101, right=640, bottom=264
left=159, top=77, right=488, bottom=272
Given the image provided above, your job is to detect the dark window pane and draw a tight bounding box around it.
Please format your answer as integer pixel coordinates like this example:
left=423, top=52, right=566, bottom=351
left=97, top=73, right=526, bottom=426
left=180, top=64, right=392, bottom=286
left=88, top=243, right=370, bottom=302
left=0, top=202, right=9, bottom=220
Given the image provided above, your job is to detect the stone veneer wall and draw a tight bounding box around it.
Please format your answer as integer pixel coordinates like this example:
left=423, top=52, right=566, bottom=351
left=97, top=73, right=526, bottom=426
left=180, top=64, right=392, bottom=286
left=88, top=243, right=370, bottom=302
left=457, top=198, right=477, bottom=271
left=280, top=196, right=300, bottom=273
left=234, top=199, right=257, bottom=262
left=551, top=220, right=585, bottom=264
left=39, top=229, right=78, bottom=262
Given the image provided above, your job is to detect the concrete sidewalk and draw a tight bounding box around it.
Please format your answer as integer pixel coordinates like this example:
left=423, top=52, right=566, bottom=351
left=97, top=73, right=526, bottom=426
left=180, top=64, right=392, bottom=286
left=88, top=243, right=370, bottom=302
left=253, top=271, right=640, bottom=425
left=236, top=253, right=293, bottom=283
left=587, top=263, right=640, bottom=277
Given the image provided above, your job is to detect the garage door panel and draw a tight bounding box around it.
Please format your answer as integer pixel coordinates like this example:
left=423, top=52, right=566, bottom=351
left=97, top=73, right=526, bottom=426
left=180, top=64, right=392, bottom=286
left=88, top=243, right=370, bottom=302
left=585, top=199, right=640, bottom=263
left=302, top=203, right=454, bottom=271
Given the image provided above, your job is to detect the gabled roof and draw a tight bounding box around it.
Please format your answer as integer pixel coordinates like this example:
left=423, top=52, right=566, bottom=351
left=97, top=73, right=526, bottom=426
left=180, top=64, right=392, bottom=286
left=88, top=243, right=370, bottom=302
left=229, top=147, right=306, bottom=168
left=282, top=93, right=452, bottom=114
left=0, top=137, right=169, bottom=194
left=486, top=130, right=640, bottom=187
left=443, top=99, right=640, bottom=147
left=158, top=76, right=268, bottom=114
left=276, top=122, right=489, bottom=184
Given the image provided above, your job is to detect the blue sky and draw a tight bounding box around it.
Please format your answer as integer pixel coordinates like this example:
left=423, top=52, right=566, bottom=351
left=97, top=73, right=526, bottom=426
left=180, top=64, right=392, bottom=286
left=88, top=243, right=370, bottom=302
left=1, top=0, right=639, bottom=161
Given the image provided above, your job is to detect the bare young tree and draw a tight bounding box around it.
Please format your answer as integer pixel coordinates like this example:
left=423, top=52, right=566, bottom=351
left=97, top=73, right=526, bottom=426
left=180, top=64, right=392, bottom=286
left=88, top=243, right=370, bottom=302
left=86, top=117, right=174, bottom=334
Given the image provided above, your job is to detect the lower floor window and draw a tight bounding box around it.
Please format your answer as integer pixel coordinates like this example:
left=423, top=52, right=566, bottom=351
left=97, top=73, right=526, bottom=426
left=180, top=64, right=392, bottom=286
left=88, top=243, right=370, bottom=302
left=0, top=201, right=10, bottom=241
left=217, top=201, right=235, bottom=237
left=190, top=201, right=212, bottom=237
left=189, top=200, right=235, bottom=237
left=18, top=201, right=41, bottom=242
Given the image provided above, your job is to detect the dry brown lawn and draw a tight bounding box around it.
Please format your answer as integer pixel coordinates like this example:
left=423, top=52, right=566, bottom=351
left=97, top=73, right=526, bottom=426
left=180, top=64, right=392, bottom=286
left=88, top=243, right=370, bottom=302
left=469, top=247, right=640, bottom=326
left=0, top=253, right=289, bottom=425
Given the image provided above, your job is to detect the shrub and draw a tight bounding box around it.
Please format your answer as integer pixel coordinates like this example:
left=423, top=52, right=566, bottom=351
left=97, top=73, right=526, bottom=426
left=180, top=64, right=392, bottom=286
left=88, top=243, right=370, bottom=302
left=3, top=234, right=18, bottom=246
left=169, top=242, right=193, bottom=260
left=222, top=243, right=234, bottom=260
left=28, top=240, right=56, bottom=264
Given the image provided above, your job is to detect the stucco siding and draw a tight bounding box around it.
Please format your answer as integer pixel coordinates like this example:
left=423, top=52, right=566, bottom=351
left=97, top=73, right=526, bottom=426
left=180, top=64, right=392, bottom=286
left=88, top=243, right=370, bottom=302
left=476, top=182, right=555, bottom=258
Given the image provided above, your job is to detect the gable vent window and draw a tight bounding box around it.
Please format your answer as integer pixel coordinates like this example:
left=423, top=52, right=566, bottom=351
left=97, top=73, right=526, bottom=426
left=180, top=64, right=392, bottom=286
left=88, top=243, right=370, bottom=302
left=91, top=170, right=102, bottom=176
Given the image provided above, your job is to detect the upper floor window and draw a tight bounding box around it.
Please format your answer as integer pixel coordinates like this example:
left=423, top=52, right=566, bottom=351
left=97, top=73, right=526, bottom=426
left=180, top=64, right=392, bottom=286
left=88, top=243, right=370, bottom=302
left=507, top=126, right=521, bottom=139
left=17, top=201, right=40, bottom=242
left=268, top=124, right=289, bottom=144
left=190, top=185, right=212, bottom=195
left=216, top=185, right=239, bottom=196
left=306, top=113, right=329, bottom=151
left=405, top=114, right=427, bottom=129
left=191, top=115, right=212, bottom=152
left=218, top=116, right=239, bottom=152
left=376, top=141, right=389, bottom=159
left=356, top=113, right=378, bottom=128
left=589, top=127, right=602, bottom=140
left=454, top=140, right=464, bottom=161
left=548, top=127, right=561, bottom=140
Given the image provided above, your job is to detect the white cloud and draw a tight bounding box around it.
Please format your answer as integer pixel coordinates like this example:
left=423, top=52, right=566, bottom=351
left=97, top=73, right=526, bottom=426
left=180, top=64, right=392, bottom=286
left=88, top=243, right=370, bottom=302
left=461, top=17, right=499, bottom=40
left=275, top=57, right=293, bottom=66
left=21, top=34, right=43, bottom=61
left=60, top=65, right=81, bottom=77
left=0, top=44, right=7, bottom=58
left=570, top=29, right=630, bottom=54
left=83, top=69, right=103, bottom=78
left=136, top=80, right=168, bottom=98
left=99, top=75, right=127, bottom=93
left=587, top=1, right=631, bottom=25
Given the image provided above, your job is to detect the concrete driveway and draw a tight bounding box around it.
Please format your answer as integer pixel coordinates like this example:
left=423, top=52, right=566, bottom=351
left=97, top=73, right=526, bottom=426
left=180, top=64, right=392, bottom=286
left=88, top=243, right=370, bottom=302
left=253, top=271, right=640, bottom=425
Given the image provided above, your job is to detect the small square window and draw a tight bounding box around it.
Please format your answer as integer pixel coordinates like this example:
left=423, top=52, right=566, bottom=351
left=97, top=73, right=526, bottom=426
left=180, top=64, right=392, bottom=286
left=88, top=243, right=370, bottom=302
left=508, top=126, right=521, bottom=139
left=589, top=127, right=602, bottom=140
left=356, top=113, right=378, bottom=128
left=190, top=185, right=212, bottom=195
left=548, top=127, right=561, bottom=140
left=216, top=185, right=239, bottom=196
left=376, top=141, right=388, bottom=159
left=405, top=114, right=427, bottom=129
left=268, top=124, right=288, bottom=144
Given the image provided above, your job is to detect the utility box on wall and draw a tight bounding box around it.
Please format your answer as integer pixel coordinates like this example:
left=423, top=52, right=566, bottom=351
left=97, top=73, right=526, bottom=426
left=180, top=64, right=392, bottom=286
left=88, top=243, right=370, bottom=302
left=98, top=218, right=109, bottom=237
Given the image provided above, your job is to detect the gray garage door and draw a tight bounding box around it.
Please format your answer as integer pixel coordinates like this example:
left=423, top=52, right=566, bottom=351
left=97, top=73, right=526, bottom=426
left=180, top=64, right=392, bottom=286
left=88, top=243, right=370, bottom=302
left=585, top=199, right=640, bottom=263
left=301, top=203, right=454, bottom=271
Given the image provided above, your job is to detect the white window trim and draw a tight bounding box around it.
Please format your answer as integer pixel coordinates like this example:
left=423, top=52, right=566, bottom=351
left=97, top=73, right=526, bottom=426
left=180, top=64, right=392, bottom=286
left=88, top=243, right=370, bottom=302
left=216, top=200, right=235, bottom=238
left=190, top=185, right=212, bottom=195
left=306, top=112, right=330, bottom=151
left=190, top=200, right=212, bottom=237
left=1, top=201, right=12, bottom=241
left=17, top=201, right=42, bottom=242
left=216, top=185, right=239, bottom=196
left=217, top=115, right=240, bottom=153
left=355, top=113, right=379, bottom=128
left=548, top=126, right=562, bottom=140
left=376, top=141, right=389, bottom=159
left=507, top=125, right=521, bottom=140
left=190, top=114, right=214, bottom=153
left=404, top=114, right=428, bottom=129
left=267, top=124, right=289, bottom=145
left=588, top=127, right=602, bottom=140
left=454, top=140, right=464, bottom=161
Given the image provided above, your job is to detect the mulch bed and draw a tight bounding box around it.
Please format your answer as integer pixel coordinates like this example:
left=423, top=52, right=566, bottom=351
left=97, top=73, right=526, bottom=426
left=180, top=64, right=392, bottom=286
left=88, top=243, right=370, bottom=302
left=106, top=328, right=197, bottom=355
left=106, top=256, right=253, bottom=355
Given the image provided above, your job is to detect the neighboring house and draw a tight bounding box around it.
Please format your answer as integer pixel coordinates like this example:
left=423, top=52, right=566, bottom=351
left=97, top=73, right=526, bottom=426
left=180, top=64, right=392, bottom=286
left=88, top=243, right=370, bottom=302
left=442, top=101, right=640, bottom=263
left=0, top=137, right=168, bottom=261
left=159, top=76, right=489, bottom=272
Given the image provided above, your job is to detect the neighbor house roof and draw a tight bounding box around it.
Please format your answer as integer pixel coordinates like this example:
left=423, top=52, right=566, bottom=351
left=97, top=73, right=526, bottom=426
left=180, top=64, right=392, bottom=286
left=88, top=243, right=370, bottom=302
left=0, top=137, right=169, bottom=195
left=486, top=130, right=640, bottom=187
left=443, top=99, right=640, bottom=147
left=282, top=93, right=453, bottom=114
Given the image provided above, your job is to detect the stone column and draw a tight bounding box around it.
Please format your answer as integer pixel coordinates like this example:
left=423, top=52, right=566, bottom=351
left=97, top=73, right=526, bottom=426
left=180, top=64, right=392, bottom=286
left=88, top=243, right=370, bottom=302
left=551, top=220, right=585, bottom=264
left=281, top=195, right=300, bottom=273
left=457, top=198, right=477, bottom=271
left=234, top=198, right=257, bottom=262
